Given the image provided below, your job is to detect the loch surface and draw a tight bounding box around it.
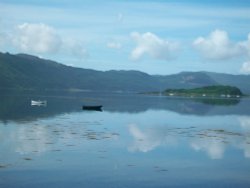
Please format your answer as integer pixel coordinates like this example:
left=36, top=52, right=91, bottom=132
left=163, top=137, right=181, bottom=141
left=0, top=92, right=250, bottom=188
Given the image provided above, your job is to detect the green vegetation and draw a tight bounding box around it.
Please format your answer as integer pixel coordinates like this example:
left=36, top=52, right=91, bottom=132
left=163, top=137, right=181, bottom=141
left=163, top=85, right=243, bottom=98
left=195, top=98, right=240, bottom=106
left=0, top=52, right=158, bottom=92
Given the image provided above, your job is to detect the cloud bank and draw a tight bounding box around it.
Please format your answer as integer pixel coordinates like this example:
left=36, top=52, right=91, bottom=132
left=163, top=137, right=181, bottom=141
left=193, top=29, right=244, bottom=60
left=1, top=20, right=249, bottom=74
left=13, top=23, right=62, bottom=54
left=240, top=61, right=250, bottom=74
left=240, top=33, right=250, bottom=57
left=6, top=22, right=89, bottom=59
left=130, top=32, right=179, bottom=61
left=193, top=29, right=250, bottom=74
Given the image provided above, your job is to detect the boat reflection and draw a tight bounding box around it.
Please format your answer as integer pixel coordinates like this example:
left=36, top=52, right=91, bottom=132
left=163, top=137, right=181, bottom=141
left=31, top=100, right=47, bottom=106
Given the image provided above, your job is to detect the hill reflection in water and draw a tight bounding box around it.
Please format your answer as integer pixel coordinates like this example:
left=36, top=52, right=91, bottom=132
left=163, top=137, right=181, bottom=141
left=0, top=91, right=249, bottom=122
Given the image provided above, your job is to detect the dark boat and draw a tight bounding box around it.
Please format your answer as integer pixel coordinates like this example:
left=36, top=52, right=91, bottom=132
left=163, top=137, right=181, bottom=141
left=82, top=105, right=102, bottom=111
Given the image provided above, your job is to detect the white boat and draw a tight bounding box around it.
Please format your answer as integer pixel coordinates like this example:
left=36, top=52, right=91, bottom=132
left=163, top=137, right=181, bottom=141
left=31, top=100, right=47, bottom=106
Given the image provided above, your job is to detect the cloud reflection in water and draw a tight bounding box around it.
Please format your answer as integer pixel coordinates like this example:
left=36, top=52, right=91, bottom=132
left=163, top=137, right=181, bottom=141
left=238, top=116, right=250, bottom=158
left=13, top=125, right=51, bottom=154
left=128, top=120, right=250, bottom=159
left=190, top=138, right=226, bottom=159
left=128, top=124, right=177, bottom=152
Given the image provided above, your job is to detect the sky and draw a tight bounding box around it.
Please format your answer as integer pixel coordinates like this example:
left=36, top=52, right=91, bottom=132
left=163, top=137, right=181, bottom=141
left=0, top=0, right=250, bottom=75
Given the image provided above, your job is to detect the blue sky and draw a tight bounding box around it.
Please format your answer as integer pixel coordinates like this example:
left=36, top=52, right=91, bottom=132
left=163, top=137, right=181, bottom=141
left=0, top=0, right=250, bottom=75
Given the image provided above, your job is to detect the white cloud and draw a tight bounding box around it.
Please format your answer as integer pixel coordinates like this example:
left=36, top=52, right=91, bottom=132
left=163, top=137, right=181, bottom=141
left=193, top=29, right=244, bottom=60
left=240, top=61, right=250, bottom=74
left=239, top=34, right=250, bottom=74
left=6, top=22, right=89, bottom=59
left=130, top=32, right=179, bottom=61
left=62, top=38, right=89, bottom=59
left=13, top=23, right=62, bottom=54
left=107, top=42, right=122, bottom=49
left=239, top=33, right=250, bottom=56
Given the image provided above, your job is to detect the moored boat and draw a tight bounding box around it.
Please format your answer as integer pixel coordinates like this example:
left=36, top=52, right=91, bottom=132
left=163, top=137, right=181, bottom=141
left=82, top=105, right=102, bottom=111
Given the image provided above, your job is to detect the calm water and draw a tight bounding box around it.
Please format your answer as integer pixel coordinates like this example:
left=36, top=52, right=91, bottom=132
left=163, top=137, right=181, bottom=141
left=0, top=92, right=250, bottom=188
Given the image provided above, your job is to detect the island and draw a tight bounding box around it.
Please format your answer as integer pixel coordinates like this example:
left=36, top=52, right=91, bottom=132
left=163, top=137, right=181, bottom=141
left=151, top=85, right=243, bottom=98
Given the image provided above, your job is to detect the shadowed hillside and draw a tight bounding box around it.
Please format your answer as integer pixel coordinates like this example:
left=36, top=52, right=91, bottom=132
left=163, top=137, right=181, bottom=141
left=1, top=52, right=250, bottom=93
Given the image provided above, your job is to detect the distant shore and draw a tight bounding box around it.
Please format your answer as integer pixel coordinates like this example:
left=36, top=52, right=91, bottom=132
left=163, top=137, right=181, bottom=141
left=141, top=85, right=247, bottom=99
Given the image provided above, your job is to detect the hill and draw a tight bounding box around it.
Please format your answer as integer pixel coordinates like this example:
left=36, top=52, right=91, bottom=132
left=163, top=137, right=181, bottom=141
left=164, top=85, right=243, bottom=97
left=0, top=52, right=158, bottom=92
left=0, top=52, right=250, bottom=93
left=203, top=71, right=250, bottom=94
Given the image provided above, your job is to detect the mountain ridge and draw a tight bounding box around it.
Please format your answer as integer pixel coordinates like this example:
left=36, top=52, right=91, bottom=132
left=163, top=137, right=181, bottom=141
left=0, top=52, right=250, bottom=94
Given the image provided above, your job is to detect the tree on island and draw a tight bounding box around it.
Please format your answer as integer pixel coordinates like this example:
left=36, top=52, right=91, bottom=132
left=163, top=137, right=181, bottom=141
left=163, top=85, right=243, bottom=97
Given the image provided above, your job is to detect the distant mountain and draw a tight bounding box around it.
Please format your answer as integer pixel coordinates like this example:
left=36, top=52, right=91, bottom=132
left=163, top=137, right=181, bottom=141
left=154, top=71, right=218, bottom=90
left=203, top=71, right=250, bottom=94
left=0, top=52, right=250, bottom=93
left=156, top=71, right=250, bottom=94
